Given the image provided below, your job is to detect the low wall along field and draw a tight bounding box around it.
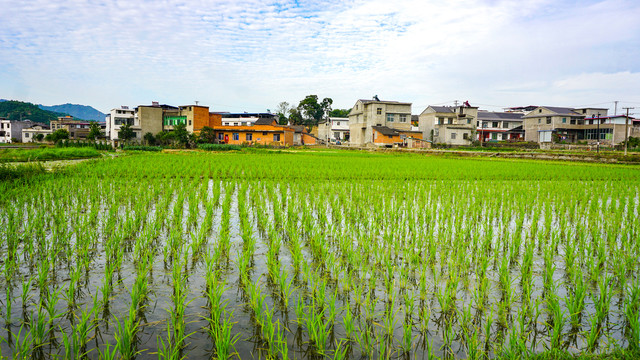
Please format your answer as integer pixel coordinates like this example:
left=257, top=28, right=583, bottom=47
left=1, top=150, right=639, bottom=359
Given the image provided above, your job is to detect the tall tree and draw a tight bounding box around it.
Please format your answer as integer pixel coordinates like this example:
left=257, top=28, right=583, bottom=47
left=87, top=122, right=102, bottom=140
left=198, top=126, right=216, bottom=143
left=297, top=95, right=332, bottom=127
left=118, top=123, right=135, bottom=143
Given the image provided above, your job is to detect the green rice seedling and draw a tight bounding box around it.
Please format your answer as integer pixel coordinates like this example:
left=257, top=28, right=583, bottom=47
left=566, top=273, right=587, bottom=327
left=594, top=275, right=613, bottom=325
left=342, top=306, right=355, bottom=340
left=401, top=318, right=413, bottom=354
left=114, top=306, right=141, bottom=360
left=355, top=322, right=374, bottom=359
left=586, top=314, right=601, bottom=353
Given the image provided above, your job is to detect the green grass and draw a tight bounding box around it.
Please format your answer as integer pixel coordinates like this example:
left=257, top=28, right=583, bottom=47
left=0, top=147, right=101, bottom=162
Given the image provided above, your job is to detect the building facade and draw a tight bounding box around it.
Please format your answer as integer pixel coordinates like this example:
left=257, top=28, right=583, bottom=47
left=0, top=118, right=35, bottom=143
left=22, top=123, right=51, bottom=143
left=418, top=105, right=478, bottom=145
left=50, top=116, right=93, bottom=140
left=106, top=106, right=139, bottom=141
left=523, top=106, right=611, bottom=143
left=348, top=98, right=412, bottom=146
left=318, top=117, right=350, bottom=143
left=476, top=111, right=524, bottom=142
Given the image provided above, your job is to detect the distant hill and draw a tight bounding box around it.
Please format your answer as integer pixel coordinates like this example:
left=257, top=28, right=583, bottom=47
left=0, top=100, right=68, bottom=125
left=39, top=103, right=105, bottom=122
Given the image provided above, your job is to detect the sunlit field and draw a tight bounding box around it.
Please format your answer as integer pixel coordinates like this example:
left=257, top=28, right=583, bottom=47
left=1, top=150, right=639, bottom=359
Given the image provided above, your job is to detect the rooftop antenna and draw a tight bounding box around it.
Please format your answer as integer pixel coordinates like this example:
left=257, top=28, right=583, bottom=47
left=195, top=100, right=199, bottom=105
left=454, top=100, right=459, bottom=107
left=373, top=95, right=380, bottom=101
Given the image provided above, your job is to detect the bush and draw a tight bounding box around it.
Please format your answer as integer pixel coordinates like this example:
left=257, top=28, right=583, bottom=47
left=123, top=145, right=163, bottom=152
left=0, top=162, right=46, bottom=181
left=198, top=144, right=243, bottom=151
left=0, top=147, right=101, bottom=162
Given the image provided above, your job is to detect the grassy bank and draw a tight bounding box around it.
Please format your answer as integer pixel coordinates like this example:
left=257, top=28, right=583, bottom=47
left=0, top=147, right=101, bottom=162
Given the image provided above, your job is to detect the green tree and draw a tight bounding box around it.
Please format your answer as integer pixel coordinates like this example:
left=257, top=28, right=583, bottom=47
left=329, top=109, right=350, bottom=118
left=118, top=123, right=135, bottom=143
left=87, top=122, right=102, bottom=140
left=173, top=123, right=190, bottom=148
left=288, top=108, right=304, bottom=125
left=143, top=132, right=156, bottom=145
left=297, top=95, right=332, bottom=128
left=275, top=102, right=292, bottom=125
left=198, top=126, right=216, bottom=143
left=34, top=133, right=44, bottom=142
left=45, top=129, right=69, bottom=142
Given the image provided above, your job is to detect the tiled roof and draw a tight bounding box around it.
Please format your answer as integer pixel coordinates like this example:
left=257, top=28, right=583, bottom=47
left=429, top=106, right=456, bottom=113
left=477, top=111, right=524, bottom=121
left=254, top=118, right=276, bottom=125
left=371, top=126, right=399, bottom=136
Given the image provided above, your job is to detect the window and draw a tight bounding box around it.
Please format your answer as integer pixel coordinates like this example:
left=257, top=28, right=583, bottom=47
left=377, top=108, right=382, bottom=115
left=387, top=113, right=394, bottom=122
left=570, top=118, right=576, bottom=125
left=448, top=118, right=454, bottom=124
left=189, top=120, right=192, bottom=125
left=273, top=133, right=281, bottom=142
left=467, top=119, right=471, bottom=124
left=218, top=133, right=224, bottom=140
left=538, top=119, right=541, bottom=124
left=539, top=109, right=542, bottom=113
left=491, top=133, right=498, bottom=140
left=492, top=121, right=499, bottom=128
left=546, top=117, right=551, bottom=124
left=336, top=121, right=340, bottom=126
left=246, top=133, right=253, bottom=141
left=562, top=117, right=567, bottom=123
left=463, top=133, right=468, bottom=140
left=400, top=115, right=407, bottom=123
left=451, top=133, right=456, bottom=139
left=234, top=122, right=239, bottom=126
left=502, top=122, right=509, bottom=128
left=263, top=132, right=268, bottom=135
left=233, top=133, right=239, bottom=141
left=25, top=133, right=29, bottom=138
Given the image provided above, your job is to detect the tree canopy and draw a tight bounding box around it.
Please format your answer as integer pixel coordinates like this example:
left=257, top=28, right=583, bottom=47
left=329, top=109, right=350, bottom=118
left=118, top=123, right=135, bottom=142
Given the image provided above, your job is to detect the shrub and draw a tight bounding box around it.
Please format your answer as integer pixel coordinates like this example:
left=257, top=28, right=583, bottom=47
left=198, top=144, right=243, bottom=151
left=123, top=146, right=163, bottom=152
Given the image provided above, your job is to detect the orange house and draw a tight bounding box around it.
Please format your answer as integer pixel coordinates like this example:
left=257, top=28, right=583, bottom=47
left=372, top=126, right=424, bottom=147
left=214, top=119, right=295, bottom=146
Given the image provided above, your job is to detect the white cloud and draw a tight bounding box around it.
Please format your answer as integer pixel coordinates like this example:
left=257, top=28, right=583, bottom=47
left=0, top=0, right=638, bottom=113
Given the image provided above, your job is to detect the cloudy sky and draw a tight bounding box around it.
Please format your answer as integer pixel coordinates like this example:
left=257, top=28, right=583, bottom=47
left=1, top=0, right=639, bottom=115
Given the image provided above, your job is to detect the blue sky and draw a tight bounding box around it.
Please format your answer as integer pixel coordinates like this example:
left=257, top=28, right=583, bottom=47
left=1, top=0, right=639, bottom=115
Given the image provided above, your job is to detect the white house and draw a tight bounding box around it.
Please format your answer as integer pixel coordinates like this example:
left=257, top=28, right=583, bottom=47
left=318, top=117, right=350, bottom=143
left=106, top=106, right=139, bottom=141
left=0, top=118, right=35, bottom=143
left=22, top=123, right=52, bottom=143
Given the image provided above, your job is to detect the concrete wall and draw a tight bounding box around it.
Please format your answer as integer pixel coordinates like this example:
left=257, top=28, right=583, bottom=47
left=137, top=106, right=164, bottom=138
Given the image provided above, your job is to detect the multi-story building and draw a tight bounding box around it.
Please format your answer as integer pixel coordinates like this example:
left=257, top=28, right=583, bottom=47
left=317, top=117, right=350, bottom=143
left=50, top=116, right=92, bottom=139
left=348, top=98, right=413, bottom=146
left=22, top=123, right=51, bottom=143
left=476, top=111, right=524, bottom=142
left=522, top=106, right=610, bottom=143
left=418, top=104, right=478, bottom=145
left=106, top=106, right=139, bottom=141
left=0, top=118, right=35, bottom=143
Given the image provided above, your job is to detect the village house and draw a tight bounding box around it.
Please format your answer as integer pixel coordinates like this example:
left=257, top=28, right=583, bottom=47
left=106, top=106, right=139, bottom=141
left=476, top=111, right=524, bottom=142
left=317, top=117, right=350, bottom=143
left=213, top=118, right=295, bottom=146
left=50, top=116, right=93, bottom=140
left=522, top=106, right=613, bottom=143
left=418, top=104, right=478, bottom=145
left=348, top=98, right=413, bottom=146
left=0, top=118, right=36, bottom=143
left=22, top=123, right=52, bottom=143
left=217, top=113, right=277, bottom=127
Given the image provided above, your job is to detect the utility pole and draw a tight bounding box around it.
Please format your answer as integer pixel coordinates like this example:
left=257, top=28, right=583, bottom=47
left=624, top=107, right=634, bottom=155
left=596, top=113, right=600, bottom=153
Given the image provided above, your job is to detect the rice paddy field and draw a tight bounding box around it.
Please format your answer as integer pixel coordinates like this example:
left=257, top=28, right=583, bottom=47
left=1, top=149, right=639, bottom=359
